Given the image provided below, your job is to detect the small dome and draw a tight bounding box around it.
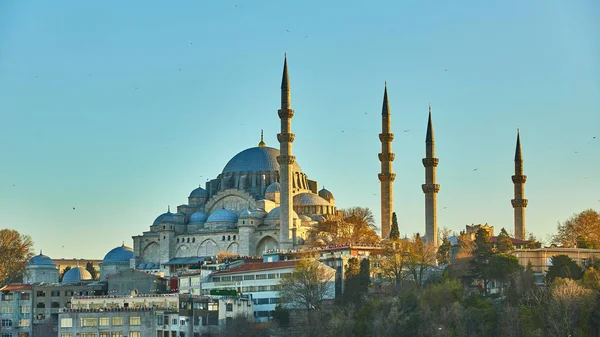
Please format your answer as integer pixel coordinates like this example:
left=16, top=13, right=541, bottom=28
left=293, top=193, right=331, bottom=206
left=299, top=215, right=312, bottom=222
left=265, top=182, right=281, bottom=193
left=318, top=188, right=334, bottom=200
left=153, top=211, right=174, bottom=226
left=28, top=253, right=55, bottom=266
left=206, top=208, right=238, bottom=223
left=137, top=263, right=146, bottom=269
left=222, top=147, right=302, bottom=174
left=189, top=186, right=208, bottom=198
left=266, top=207, right=299, bottom=220
left=189, top=211, right=208, bottom=224
left=103, top=245, right=135, bottom=264
left=239, top=209, right=253, bottom=219
left=62, top=266, right=92, bottom=283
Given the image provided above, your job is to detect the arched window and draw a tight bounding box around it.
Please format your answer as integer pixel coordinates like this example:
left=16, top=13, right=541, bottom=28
left=227, top=235, right=231, bottom=241
left=177, top=238, right=179, bottom=243
left=222, top=236, right=225, bottom=241
left=187, top=238, right=190, bottom=243
left=233, top=235, right=236, bottom=240
left=192, top=238, right=195, bottom=243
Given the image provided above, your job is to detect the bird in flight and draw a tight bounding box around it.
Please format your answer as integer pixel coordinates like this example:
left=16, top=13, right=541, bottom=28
left=473, top=168, right=478, bottom=171
left=403, top=129, right=410, bottom=132
left=72, top=207, right=76, bottom=210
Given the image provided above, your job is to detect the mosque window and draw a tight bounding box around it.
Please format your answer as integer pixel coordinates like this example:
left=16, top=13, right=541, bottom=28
left=233, top=235, right=236, bottom=240
left=192, top=238, right=195, bottom=243
left=227, top=235, right=231, bottom=241
left=251, top=221, right=254, bottom=225
left=177, top=238, right=180, bottom=243
left=187, top=238, right=190, bottom=243
left=163, top=236, right=166, bottom=240
left=222, top=236, right=225, bottom=241
left=242, top=221, right=245, bottom=225
left=163, top=226, right=165, bottom=230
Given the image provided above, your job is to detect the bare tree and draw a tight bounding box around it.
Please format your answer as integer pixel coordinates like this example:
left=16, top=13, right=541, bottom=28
left=545, top=278, right=595, bottom=337
left=0, top=229, right=34, bottom=287
left=310, top=207, right=379, bottom=245
left=377, top=239, right=411, bottom=287
left=405, top=234, right=437, bottom=291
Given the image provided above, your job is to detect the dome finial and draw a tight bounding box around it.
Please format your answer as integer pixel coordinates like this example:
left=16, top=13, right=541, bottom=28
left=40, top=249, right=43, bottom=255
left=258, top=129, right=266, bottom=147
left=168, top=205, right=171, bottom=213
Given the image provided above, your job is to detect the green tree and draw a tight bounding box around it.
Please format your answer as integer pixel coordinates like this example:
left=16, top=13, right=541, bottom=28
left=342, top=258, right=361, bottom=304
left=436, top=236, right=451, bottom=265
left=496, top=228, right=515, bottom=253
left=525, top=232, right=542, bottom=248
left=546, top=255, right=583, bottom=282
left=488, top=253, right=521, bottom=296
left=553, top=209, right=600, bottom=248
left=378, top=239, right=410, bottom=287
left=358, top=258, right=370, bottom=295
left=389, top=212, right=400, bottom=239
left=470, top=228, right=494, bottom=295
left=0, top=229, right=34, bottom=287
left=85, top=262, right=98, bottom=280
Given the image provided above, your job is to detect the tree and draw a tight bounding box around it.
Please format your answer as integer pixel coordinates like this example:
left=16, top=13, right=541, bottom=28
left=221, top=316, right=269, bottom=337
left=495, top=228, right=515, bottom=253
left=436, top=236, right=451, bottom=265
left=553, top=209, right=600, bottom=248
left=59, top=266, right=72, bottom=282
left=389, top=212, right=400, bottom=240
left=278, top=259, right=334, bottom=337
left=0, top=229, right=34, bottom=287
left=311, top=207, right=380, bottom=245
left=525, top=233, right=542, bottom=249
left=405, top=233, right=437, bottom=291
left=85, top=262, right=98, bottom=280
left=342, top=258, right=361, bottom=304
left=378, top=239, right=411, bottom=287
left=470, top=228, right=494, bottom=295
left=488, top=253, right=521, bottom=296
left=546, top=255, right=583, bottom=282
left=279, top=259, right=334, bottom=310
left=358, top=258, right=370, bottom=295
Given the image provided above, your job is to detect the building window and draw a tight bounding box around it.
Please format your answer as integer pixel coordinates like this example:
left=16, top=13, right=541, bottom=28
left=49, top=290, right=60, bottom=297
left=19, top=305, right=30, bottom=314
left=1, top=294, right=13, bottom=301
left=267, top=273, right=278, bottom=279
left=177, top=238, right=180, bottom=243
left=194, top=316, right=200, bottom=326
left=129, top=332, right=141, bottom=337
left=1, top=319, right=12, bottom=327
left=18, top=319, right=30, bottom=327
left=226, top=303, right=233, bottom=312
left=81, top=333, right=97, bottom=337
left=0, top=305, right=12, bottom=314
left=255, top=274, right=266, bottom=280
left=64, top=290, right=73, bottom=296
left=227, top=235, right=231, bottom=241
left=100, top=333, right=110, bottom=337
left=208, top=303, right=218, bottom=311
left=36, top=302, right=45, bottom=308
left=187, top=238, right=190, bottom=243
left=80, top=318, right=97, bottom=327
left=232, top=276, right=243, bottom=281
left=51, top=302, right=60, bottom=308
left=99, top=317, right=109, bottom=326
left=61, top=333, right=73, bottom=337
left=129, top=316, right=141, bottom=326
left=233, top=235, right=236, bottom=240
left=112, top=316, right=123, bottom=326
left=180, top=319, right=186, bottom=326
left=20, top=293, right=30, bottom=300
left=192, top=238, right=195, bottom=243
left=60, top=318, right=73, bottom=327
left=36, top=291, right=45, bottom=297
left=243, top=275, right=254, bottom=280
left=110, top=333, right=123, bottom=337
left=222, top=236, right=225, bottom=241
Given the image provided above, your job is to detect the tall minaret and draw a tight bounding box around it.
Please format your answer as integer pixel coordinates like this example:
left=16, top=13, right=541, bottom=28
left=277, top=54, right=295, bottom=250
left=378, top=83, right=395, bottom=239
left=422, top=105, right=440, bottom=246
left=511, top=129, right=528, bottom=240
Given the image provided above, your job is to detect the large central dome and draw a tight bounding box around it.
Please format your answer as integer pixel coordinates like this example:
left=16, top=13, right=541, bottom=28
left=222, top=146, right=302, bottom=174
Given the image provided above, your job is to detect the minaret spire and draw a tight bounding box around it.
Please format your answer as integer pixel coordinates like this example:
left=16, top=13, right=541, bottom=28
left=422, top=105, right=440, bottom=246
left=277, top=53, right=295, bottom=250
left=511, top=129, right=528, bottom=239
left=378, top=82, right=395, bottom=239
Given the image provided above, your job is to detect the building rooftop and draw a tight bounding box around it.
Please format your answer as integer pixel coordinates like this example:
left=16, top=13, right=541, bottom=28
left=212, top=261, right=298, bottom=275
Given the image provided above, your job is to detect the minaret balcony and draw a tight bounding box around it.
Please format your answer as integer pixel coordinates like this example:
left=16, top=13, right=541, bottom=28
left=422, top=158, right=439, bottom=167
left=276, top=155, right=296, bottom=165
left=378, top=153, right=395, bottom=162
left=278, top=108, right=294, bottom=119
left=421, top=184, right=440, bottom=193
left=277, top=133, right=295, bottom=143
left=378, top=173, right=396, bottom=182
left=511, top=199, right=528, bottom=207
left=379, top=133, right=394, bottom=142
left=512, top=175, right=527, bottom=184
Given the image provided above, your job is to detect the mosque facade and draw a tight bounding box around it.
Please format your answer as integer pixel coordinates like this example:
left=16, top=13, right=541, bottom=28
left=132, top=57, right=337, bottom=268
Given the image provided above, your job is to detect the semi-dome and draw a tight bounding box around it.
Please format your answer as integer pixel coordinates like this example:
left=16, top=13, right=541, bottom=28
left=28, top=253, right=55, bottom=266
left=189, top=211, right=208, bottom=224
left=293, top=192, right=331, bottom=206
left=206, top=208, right=238, bottom=223
left=318, top=188, right=334, bottom=200
left=299, top=215, right=312, bottom=222
left=103, top=244, right=135, bottom=264
left=266, top=206, right=299, bottom=220
left=222, top=147, right=302, bottom=174
left=265, top=182, right=281, bottom=193
left=189, top=186, right=208, bottom=198
left=62, top=266, right=92, bottom=283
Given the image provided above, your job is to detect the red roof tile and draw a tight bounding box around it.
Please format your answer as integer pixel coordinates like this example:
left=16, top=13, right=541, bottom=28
left=212, top=261, right=298, bottom=275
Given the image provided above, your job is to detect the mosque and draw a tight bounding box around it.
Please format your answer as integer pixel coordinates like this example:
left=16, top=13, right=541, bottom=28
left=131, top=56, right=338, bottom=268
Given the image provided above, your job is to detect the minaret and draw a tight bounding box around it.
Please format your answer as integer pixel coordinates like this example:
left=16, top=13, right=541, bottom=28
left=422, top=105, right=440, bottom=246
left=378, top=83, right=395, bottom=239
left=511, top=129, right=528, bottom=240
left=277, top=54, right=295, bottom=250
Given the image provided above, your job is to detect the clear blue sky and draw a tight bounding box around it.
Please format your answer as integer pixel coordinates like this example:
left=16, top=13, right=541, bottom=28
left=1, top=1, right=598, bottom=260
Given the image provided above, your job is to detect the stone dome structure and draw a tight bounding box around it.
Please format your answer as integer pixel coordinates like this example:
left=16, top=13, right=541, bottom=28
left=62, top=266, right=92, bottom=283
